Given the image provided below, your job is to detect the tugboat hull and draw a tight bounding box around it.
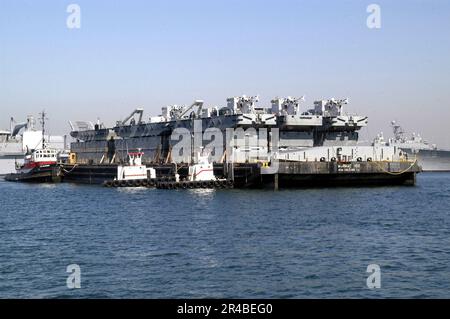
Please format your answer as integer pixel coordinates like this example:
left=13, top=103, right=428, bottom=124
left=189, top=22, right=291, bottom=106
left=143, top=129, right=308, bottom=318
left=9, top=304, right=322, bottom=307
left=4, top=165, right=61, bottom=183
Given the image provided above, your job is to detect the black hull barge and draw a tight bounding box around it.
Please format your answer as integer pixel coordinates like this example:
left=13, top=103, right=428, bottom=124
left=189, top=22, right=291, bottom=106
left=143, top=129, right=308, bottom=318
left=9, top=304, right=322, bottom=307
left=261, top=161, right=420, bottom=189
left=57, top=160, right=420, bottom=189
left=59, top=163, right=261, bottom=188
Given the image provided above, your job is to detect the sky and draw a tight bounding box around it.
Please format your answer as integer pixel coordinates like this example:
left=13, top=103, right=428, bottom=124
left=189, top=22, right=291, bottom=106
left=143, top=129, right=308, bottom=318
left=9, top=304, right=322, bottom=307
left=1, top=0, right=450, bottom=147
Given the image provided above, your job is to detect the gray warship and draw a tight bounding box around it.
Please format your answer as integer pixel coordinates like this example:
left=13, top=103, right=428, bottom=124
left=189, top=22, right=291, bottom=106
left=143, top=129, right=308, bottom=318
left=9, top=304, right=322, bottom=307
left=373, top=121, right=450, bottom=171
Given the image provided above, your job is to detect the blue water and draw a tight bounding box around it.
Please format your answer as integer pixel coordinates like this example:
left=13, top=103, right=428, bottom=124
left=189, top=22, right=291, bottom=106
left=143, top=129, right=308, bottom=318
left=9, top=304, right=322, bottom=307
left=1, top=173, right=450, bottom=298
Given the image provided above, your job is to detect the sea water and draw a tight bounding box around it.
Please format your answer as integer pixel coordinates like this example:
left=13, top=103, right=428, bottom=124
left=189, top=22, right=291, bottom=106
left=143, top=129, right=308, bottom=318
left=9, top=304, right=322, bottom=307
left=0, top=173, right=449, bottom=298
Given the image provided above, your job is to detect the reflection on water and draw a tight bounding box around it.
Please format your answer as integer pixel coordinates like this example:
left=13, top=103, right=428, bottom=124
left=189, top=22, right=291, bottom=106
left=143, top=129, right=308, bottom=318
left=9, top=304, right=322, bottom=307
left=116, top=186, right=151, bottom=194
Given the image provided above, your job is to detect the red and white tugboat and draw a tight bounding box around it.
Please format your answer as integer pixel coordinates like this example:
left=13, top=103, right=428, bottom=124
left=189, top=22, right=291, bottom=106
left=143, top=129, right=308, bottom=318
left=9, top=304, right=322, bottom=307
left=4, top=111, right=61, bottom=183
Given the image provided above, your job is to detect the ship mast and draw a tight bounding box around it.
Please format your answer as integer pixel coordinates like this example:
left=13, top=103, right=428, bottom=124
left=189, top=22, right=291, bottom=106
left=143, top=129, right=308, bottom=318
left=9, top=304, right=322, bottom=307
left=391, top=120, right=405, bottom=142
left=10, top=117, right=14, bottom=136
left=39, top=110, right=48, bottom=149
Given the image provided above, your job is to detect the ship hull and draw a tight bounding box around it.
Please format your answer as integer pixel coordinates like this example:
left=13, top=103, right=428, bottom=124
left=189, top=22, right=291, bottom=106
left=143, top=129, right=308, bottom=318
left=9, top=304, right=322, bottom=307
left=401, top=148, right=450, bottom=172
left=4, top=164, right=61, bottom=183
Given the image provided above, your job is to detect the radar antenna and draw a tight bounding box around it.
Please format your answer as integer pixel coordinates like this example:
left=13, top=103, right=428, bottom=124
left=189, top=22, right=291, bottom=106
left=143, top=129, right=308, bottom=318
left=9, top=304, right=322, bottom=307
left=391, top=120, right=405, bottom=141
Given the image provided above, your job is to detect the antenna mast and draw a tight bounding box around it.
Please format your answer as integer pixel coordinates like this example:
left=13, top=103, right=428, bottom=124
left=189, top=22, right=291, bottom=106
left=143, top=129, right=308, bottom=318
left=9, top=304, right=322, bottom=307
left=391, top=120, right=405, bottom=141
left=39, top=110, right=48, bottom=149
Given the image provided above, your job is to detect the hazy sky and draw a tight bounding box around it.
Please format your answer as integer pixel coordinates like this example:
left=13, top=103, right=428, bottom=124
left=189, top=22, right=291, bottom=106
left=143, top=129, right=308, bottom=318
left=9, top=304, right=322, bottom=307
left=1, top=0, right=450, bottom=147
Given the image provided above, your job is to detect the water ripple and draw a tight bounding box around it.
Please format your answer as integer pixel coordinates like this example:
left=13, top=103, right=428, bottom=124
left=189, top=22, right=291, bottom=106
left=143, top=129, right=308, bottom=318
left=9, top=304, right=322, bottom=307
left=0, top=173, right=450, bottom=298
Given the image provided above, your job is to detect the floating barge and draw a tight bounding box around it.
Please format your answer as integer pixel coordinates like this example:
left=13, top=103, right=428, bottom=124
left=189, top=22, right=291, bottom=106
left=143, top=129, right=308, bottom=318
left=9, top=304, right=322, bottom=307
left=261, top=161, right=419, bottom=189
left=57, top=159, right=420, bottom=189
left=59, top=162, right=261, bottom=188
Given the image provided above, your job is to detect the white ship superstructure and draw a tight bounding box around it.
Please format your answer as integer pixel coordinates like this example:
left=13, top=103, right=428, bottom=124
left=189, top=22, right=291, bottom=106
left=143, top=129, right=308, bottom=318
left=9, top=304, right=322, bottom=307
left=373, top=121, right=450, bottom=171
